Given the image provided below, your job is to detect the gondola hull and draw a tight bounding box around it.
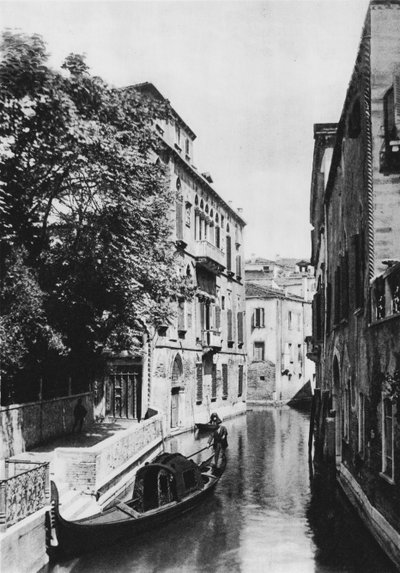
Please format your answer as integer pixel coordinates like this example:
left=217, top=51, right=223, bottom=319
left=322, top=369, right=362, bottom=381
left=50, top=457, right=225, bottom=559
left=195, top=423, right=219, bottom=432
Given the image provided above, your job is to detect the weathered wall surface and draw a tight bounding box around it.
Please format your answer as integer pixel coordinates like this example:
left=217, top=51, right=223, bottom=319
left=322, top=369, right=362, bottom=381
left=0, top=393, right=93, bottom=459
left=53, top=413, right=163, bottom=492
left=0, top=508, right=49, bottom=573
left=371, top=3, right=400, bottom=276
left=247, top=360, right=275, bottom=401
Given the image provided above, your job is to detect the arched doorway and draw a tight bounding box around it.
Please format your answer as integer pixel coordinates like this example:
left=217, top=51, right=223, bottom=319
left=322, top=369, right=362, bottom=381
left=332, top=356, right=341, bottom=464
left=171, top=354, right=183, bottom=428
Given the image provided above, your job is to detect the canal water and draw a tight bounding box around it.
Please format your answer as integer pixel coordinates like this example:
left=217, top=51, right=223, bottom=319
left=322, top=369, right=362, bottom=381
left=50, top=407, right=396, bottom=573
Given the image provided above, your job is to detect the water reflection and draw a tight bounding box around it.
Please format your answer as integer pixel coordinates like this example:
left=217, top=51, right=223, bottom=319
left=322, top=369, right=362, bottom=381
left=49, top=407, right=396, bottom=573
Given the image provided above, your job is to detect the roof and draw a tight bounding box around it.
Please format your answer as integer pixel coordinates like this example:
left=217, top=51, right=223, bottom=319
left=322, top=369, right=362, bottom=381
left=131, top=83, right=246, bottom=228
left=130, top=82, right=197, bottom=140
left=246, top=282, right=305, bottom=302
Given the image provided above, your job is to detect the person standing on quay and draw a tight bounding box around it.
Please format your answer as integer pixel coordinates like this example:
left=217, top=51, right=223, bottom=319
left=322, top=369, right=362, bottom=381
left=73, top=398, right=87, bottom=433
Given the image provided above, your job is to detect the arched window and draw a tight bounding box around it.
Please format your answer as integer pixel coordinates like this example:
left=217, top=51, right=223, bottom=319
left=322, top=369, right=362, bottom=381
left=200, top=198, right=204, bottom=210
left=195, top=195, right=199, bottom=206
left=172, top=354, right=183, bottom=385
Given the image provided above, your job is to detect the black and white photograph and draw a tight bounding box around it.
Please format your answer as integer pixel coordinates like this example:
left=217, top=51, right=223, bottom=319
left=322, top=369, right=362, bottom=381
left=1, top=0, right=400, bottom=571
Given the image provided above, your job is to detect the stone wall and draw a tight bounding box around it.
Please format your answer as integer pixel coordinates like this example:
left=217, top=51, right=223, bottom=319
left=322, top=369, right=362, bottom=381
left=0, top=393, right=93, bottom=459
left=53, top=413, right=164, bottom=492
left=0, top=508, right=49, bottom=573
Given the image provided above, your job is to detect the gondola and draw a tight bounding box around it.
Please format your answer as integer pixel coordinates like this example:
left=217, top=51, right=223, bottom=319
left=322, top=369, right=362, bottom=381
left=195, top=422, right=219, bottom=432
left=49, top=451, right=225, bottom=559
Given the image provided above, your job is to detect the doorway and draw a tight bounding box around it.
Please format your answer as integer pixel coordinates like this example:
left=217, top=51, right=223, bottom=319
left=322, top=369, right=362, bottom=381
left=171, top=354, right=183, bottom=428
left=106, top=364, right=142, bottom=420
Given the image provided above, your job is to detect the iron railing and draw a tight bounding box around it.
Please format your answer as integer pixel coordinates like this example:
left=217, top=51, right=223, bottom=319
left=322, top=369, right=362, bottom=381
left=0, top=460, right=50, bottom=530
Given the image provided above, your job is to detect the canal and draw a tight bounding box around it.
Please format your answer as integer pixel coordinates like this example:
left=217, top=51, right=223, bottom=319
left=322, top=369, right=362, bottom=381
left=50, top=407, right=396, bottom=573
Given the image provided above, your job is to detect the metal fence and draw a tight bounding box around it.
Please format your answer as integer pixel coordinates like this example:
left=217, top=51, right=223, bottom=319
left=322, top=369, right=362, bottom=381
left=0, top=460, right=50, bottom=530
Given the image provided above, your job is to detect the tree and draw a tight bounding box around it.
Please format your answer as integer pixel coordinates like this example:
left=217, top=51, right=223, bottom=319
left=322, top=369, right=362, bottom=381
left=0, top=31, right=190, bottom=403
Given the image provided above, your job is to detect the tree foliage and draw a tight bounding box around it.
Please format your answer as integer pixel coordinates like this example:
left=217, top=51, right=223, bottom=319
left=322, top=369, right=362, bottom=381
left=0, top=31, right=189, bottom=401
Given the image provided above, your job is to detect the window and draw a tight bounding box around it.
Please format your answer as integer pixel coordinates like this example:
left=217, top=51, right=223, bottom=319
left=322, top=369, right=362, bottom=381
left=238, top=365, right=243, bottom=397
left=177, top=300, right=186, bottom=333
left=254, top=341, right=265, bottom=361
left=215, top=225, right=220, bottom=248
left=288, top=311, right=293, bottom=330
left=185, top=138, right=190, bottom=157
left=222, top=364, right=228, bottom=399
left=253, top=308, right=265, bottom=328
left=196, top=363, right=203, bottom=404
left=221, top=296, right=225, bottom=310
left=381, top=79, right=400, bottom=173
left=382, top=397, right=395, bottom=481
left=297, top=344, right=302, bottom=364
left=185, top=202, right=191, bottom=227
left=175, top=124, right=181, bottom=146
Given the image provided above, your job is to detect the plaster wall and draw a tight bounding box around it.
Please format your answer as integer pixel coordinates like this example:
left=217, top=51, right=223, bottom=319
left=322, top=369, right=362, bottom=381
left=371, top=4, right=400, bottom=275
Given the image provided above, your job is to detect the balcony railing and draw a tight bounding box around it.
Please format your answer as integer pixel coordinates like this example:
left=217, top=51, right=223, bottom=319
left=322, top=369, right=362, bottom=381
left=0, top=461, right=50, bottom=530
left=195, top=240, right=225, bottom=273
left=201, top=329, right=222, bottom=351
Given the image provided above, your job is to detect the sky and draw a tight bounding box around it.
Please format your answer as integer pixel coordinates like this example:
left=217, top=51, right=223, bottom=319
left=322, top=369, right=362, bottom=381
left=0, top=0, right=371, bottom=260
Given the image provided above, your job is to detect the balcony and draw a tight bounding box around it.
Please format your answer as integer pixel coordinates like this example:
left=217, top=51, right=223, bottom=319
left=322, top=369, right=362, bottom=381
left=195, top=240, right=225, bottom=274
left=370, top=262, right=400, bottom=323
left=201, top=329, right=222, bottom=352
left=305, top=335, right=320, bottom=363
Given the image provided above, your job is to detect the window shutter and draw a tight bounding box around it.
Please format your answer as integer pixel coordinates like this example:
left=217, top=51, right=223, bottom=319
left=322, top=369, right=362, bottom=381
left=215, top=306, right=221, bottom=330
left=227, top=309, right=233, bottom=340
left=211, top=364, right=217, bottom=400
left=222, top=364, right=228, bottom=399
left=262, top=308, right=265, bottom=328
left=236, top=255, right=241, bottom=277
left=237, top=311, right=243, bottom=344
left=238, top=365, right=243, bottom=397
left=251, top=311, right=255, bottom=329
left=226, top=235, right=232, bottom=271
left=196, top=363, right=203, bottom=403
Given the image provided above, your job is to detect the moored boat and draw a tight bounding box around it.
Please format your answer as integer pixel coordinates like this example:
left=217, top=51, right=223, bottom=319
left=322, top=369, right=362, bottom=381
left=195, top=422, right=219, bottom=432
left=49, top=451, right=225, bottom=559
